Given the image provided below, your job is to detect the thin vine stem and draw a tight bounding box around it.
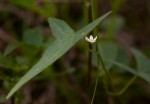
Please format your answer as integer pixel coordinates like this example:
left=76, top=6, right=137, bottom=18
left=91, top=0, right=98, bottom=36
left=97, top=49, right=126, bottom=104
left=90, top=53, right=100, bottom=104
left=83, top=0, right=93, bottom=85
left=90, top=42, right=101, bottom=104
left=97, top=51, right=137, bottom=96
left=106, top=75, right=137, bottom=96
left=90, top=0, right=99, bottom=102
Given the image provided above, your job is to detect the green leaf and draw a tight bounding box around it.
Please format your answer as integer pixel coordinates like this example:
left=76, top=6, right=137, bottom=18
left=106, top=48, right=150, bottom=83
left=107, top=59, right=138, bottom=76
left=116, top=47, right=129, bottom=65
left=99, top=41, right=118, bottom=69
left=92, top=40, right=118, bottom=69
left=4, top=42, right=21, bottom=56
left=131, top=48, right=150, bottom=83
left=44, top=37, right=55, bottom=48
left=114, top=47, right=129, bottom=73
left=48, top=18, right=75, bottom=40
left=6, top=11, right=112, bottom=99
left=23, top=27, right=44, bottom=47
left=131, top=48, right=150, bottom=72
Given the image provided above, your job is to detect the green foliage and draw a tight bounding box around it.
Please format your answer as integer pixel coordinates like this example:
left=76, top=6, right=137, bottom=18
left=6, top=11, right=112, bottom=99
left=116, top=47, right=129, bottom=64
left=23, top=27, right=44, bottom=47
left=4, top=42, right=21, bottom=56
left=92, top=40, right=118, bottom=70
left=99, top=41, right=118, bottom=69
left=107, top=48, right=150, bottom=83
left=0, top=0, right=149, bottom=103
left=132, top=48, right=150, bottom=83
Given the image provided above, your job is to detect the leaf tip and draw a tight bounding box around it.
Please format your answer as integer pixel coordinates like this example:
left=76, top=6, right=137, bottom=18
left=6, top=93, right=11, bottom=100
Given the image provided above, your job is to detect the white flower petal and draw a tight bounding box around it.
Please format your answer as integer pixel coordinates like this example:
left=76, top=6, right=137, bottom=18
left=89, top=35, right=93, bottom=40
left=93, top=36, right=97, bottom=42
left=85, top=35, right=97, bottom=44
left=85, top=37, right=90, bottom=42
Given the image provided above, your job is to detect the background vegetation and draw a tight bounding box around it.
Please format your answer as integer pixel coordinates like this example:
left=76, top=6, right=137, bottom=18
left=0, top=0, right=150, bottom=104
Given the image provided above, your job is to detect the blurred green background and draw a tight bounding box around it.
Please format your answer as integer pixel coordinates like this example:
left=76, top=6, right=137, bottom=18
left=0, top=0, right=150, bottom=104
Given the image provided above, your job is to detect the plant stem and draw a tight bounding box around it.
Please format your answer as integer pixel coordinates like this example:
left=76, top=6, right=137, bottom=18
left=90, top=0, right=99, bottom=104
left=97, top=49, right=137, bottom=96
left=107, top=75, right=137, bottom=96
left=83, top=0, right=90, bottom=25
left=97, top=50, right=126, bottom=104
left=90, top=54, right=100, bottom=104
left=83, top=0, right=93, bottom=85
left=97, top=51, right=111, bottom=81
left=87, top=43, right=93, bottom=84
left=91, top=0, right=98, bottom=36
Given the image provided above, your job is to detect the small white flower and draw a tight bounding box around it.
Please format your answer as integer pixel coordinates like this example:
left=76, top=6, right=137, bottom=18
left=85, top=35, right=97, bottom=43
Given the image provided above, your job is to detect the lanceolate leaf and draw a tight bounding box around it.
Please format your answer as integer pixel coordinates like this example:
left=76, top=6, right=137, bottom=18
left=131, top=48, right=150, bottom=83
left=99, top=41, right=118, bottom=69
left=48, top=18, right=75, bottom=40
left=6, top=11, right=111, bottom=99
left=131, top=48, right=150, bottom=72
left=106, top=59, right=139, bottom=76
left=106, top=48, right=150, bottom=83
left=92, top=41, right=118, bottom=70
